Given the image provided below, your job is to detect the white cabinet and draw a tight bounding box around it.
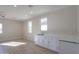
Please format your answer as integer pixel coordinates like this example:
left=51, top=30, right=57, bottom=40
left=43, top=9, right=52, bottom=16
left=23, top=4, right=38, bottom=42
left=48, top=37, right=59, bottom=52
left=35, top=36, right=43, bottom=46
left=42, top=37, right=49, bottom=48
left=35, top=35, right=59, bottom=52
left=59, top=41, right=78, bottom=54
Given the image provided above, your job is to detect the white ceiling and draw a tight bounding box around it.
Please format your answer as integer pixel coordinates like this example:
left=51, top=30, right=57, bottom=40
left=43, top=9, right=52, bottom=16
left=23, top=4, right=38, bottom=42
left=0, top=5, right=71, bottom=21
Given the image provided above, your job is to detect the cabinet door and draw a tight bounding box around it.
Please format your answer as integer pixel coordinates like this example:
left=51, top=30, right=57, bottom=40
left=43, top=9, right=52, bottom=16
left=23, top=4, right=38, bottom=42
left=35, top=36, right=40, bottom=44
left=48, top=37, right=59, bottom=52
left=35, top=36, right=46, bottom=47
left=35, top=36, right=39, bottom=44
left=42, top=37, right=48, bottom=48
left=39, top=38, right=44, bottom=46
left=59, top=41, right=78, bottom=54
left=76, top=44, right=79, bottom=54
left=38, top=37, right=43, bottom=46
left=38, top=36, right=44, bottom=46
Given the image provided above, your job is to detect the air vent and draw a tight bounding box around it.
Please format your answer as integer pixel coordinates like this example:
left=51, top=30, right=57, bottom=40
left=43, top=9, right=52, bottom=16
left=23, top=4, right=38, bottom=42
left=0, top=11, right=6, bottom=19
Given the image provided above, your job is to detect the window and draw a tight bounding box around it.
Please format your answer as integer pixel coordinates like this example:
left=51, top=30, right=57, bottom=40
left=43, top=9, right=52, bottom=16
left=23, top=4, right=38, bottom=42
left=41, top=17, right=48, bottom=31
left=28, top=21, right=32, bottom=33
left=0, top=23, right=2, bottom=34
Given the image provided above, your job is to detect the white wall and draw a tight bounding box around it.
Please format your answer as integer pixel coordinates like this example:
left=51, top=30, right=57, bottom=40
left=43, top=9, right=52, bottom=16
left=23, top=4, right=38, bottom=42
left=24, top=6, right=77, bottom=42
left=0, top=19, right=23, bottom=41
left=77, top=6, right=79, bottom=38
left=47, top=6, right=77, bottom=36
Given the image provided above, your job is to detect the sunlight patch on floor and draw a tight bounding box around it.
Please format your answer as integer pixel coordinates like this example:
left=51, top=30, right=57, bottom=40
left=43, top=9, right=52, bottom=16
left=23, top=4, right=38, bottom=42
left=0, top=42, right=26, bottom=46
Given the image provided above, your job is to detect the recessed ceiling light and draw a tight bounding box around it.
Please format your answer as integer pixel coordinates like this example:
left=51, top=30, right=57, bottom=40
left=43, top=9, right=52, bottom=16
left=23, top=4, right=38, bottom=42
left=30, top=11, right=33, bottom=14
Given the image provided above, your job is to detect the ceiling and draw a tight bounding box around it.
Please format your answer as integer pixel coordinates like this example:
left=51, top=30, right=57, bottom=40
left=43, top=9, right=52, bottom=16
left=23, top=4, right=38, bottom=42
left=0, top=5, right=71, bottom=21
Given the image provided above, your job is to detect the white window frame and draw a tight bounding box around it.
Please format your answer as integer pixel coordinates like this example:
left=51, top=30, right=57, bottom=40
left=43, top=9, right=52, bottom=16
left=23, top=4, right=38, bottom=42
left=0, top=23, right=2, bottom=34
left=28, top=21, right=32, bottom=33
left=41, top=17, right=48, bottom=31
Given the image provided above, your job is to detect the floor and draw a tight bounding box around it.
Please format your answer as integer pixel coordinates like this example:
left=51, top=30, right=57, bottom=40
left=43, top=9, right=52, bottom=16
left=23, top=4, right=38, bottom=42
left=0, top=39, right=58, bottom=54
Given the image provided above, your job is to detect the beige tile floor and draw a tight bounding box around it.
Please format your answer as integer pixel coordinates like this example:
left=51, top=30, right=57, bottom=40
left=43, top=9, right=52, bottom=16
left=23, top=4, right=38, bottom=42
left=0, top=39, right=58, bottom=54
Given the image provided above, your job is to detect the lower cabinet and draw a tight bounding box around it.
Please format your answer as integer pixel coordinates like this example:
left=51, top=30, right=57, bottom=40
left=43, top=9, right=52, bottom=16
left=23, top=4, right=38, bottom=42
left=35, top=35, right=79, bottom=53
left=48, top=38, right=59, bottom=52
left=35, top=35, right=59, bottom=52
left=42, top=37, right=48, bottom=48
left=59, top=41, right=79, bottom=54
